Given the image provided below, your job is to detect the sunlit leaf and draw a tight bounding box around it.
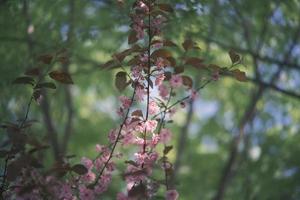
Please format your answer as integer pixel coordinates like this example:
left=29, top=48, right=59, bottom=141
left=231, top=69, right=247, bottom=82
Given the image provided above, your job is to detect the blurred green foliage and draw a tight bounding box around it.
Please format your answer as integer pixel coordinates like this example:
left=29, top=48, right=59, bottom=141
left=1, top=0, right=300, bottom=199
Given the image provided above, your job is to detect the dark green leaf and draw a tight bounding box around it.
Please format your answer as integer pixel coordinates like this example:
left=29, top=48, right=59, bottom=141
left=115, top=71, right=127, bottom=92
left=72, top=164, right=88, bottom=175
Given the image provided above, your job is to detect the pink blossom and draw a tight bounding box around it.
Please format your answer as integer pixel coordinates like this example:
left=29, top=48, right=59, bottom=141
left=117, top=107, right=124, bottom=116
left=94, top=158, right=103, bottom=169
left=148, top=152, right=159, bottom=163
left=117, top=192, right=128, bottom=200
left=170, top=75, right=183, bottom=88
left=140, top=53, right=148, bottom=63
left=82, top=171, right=96, bottom=183
left=137, top=0, right=149, bottom=12
left=133, top=24, right=144, bottom=39
left=58, top=184, right=73, bottom=200
left=136, top=86, right=146, bottom=102
left=81, top=157, right=93, bottom=170
left=119, top=96, right=132, bottom=109
left=153, top=42, right=163, bottom=49
left=168, top=108, right=177, bottom=118
left=79, top=186, right=94, bottom=200
left=191, top=89, right=198, bottom=100
left=108, top=129, right=117, bottom=143
left=155, top=57, right=165, bottom=69
left=95, top=144, right=103, bottom=153
left=158, top=84, right=169, bottom=99
left=166, top=190, right=179, bottom=200
left=149, top=100, right=159, bottom=115
left=151, top=134, right=160, bottom=147
left=131, top=65, right=142, bottom=79
left=122, top=132, right=135, bottom=145
left=106, top=161, right=116, bottom=172
left=160, top=128, right=172, bottom=144
left=212, top=70, right=220, bottom=81
left=145, top=120, right=158, bottom=132
left=134, top=152, right=147, bottom=165
left=155, top=73, right=165, bottom=86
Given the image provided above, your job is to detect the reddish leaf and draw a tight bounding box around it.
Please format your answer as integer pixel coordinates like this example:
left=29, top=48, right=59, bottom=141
left=229, top=50, right=241, bottom=64
left=49, top=70, right=73, bottom=84
left=131, top=110, right=143, bottom=117
left=128, top=183, right=147, bottom=198
left=184, top=57, right=204, bottom=68
left=157, top=3, right=174, bottom=13
left=151, top=49, right=172, bottom=59
left=7, top=160, right=24, bottom=181
left=163, top=145, right=173, bottom=155
left=174, top=66, right=184, bottom=74
left=165, top=57, right=176, bottom=66
left=25, top=67, right=41, bottom=76
left=231, top=69, right=247, bottom=82
left=128, top=30, right=138, bottom=44
left=182, top=75, right=193, bottom=88
left=182, top=39, right=196, bottom=51
left=37, top=54, right=53, bottom=64
left=115, top=71, right=127, bottom=92
left=163, top=39, right=177, bottom=47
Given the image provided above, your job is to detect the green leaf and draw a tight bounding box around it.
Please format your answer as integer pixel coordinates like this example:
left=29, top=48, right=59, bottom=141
left=72, top=164, right=88, bottom=175
left=115, top=71, right=127, bottom=92
left=25, top=67, right=41, bottom=76
left=13, top=76, right=35, bottom=86
left=49, top=70, right=73, bottom=84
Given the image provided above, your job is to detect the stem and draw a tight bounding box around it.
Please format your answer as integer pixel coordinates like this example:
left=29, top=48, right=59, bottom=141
left=153, top=79, right=212, bottom=119
left=142, top=0, right=152, bottom=155
left=89, top=85, right=137, bottom=188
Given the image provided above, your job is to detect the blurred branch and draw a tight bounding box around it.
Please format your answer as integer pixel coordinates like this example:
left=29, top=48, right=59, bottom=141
left=199, top=35, right=300, bottom=71
left=22, top=0, right=61, bottom=161
left=213, top=2, right=300, bottom=199
left=171, top=0, right=219, bottom=188
left=61, top=0, right=75, bottom=155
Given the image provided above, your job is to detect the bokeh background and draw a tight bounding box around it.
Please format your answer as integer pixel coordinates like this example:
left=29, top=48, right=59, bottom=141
left=1, top=0, right=300, bottom=199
